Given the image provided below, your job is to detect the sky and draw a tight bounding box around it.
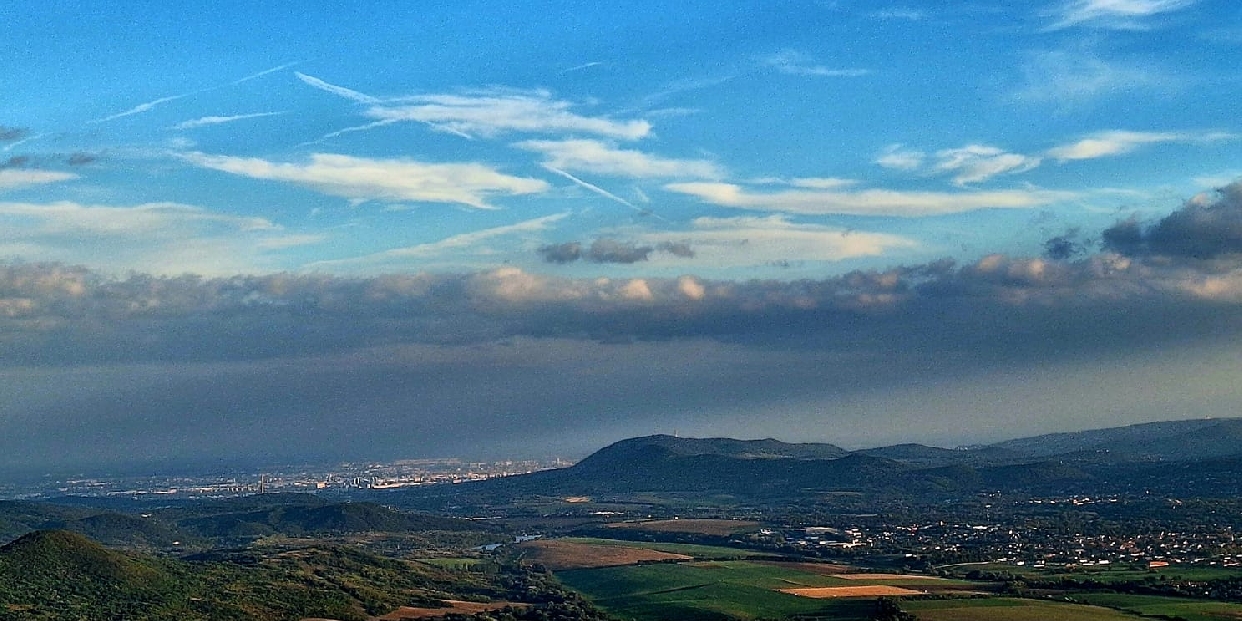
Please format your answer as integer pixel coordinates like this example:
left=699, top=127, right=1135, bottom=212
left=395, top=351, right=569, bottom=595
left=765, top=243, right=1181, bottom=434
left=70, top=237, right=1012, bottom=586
left=3, top=0, right=1242, bottom=474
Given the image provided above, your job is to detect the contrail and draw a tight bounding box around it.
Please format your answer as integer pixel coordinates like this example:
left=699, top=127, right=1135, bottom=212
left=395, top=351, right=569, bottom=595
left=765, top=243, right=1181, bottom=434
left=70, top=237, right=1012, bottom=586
left=92, top=63, right=300, bottom=124
left=544, top=166, right=665, bottom=221
left=295, top=72, right=381, bottom=104
left=91, top=95, right=188, bottom=123
left=233, top=61, right=300, bottom=85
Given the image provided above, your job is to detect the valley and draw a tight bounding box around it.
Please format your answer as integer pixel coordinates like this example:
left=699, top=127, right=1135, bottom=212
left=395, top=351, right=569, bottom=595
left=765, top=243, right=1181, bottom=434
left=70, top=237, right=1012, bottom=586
left=6, top=418, right=1242, bottom=620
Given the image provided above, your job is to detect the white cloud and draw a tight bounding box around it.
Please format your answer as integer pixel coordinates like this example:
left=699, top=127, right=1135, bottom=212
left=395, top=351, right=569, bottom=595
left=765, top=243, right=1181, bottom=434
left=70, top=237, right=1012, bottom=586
left=789, top=178, right=858, bottom=189
left=665, top=181, right=1073, bottom=217
left=173, top=112, right=285, bottom=130
left=367, top=91, right=652, bottom=140
left=875, top=145, right=926, bottom=171
left=182, top=152, right=549, bottom=209
left=1047, top=0, right=1198, bottom=30
left=515, top=139, right=723, bottom=179
left=0, top=169, right=77, bottom=190
left=1048, top=130, right=1236, bottom=161
left=761, top=49, right=870, bottom=78
left=933, top=145, right=1042, bottom=185
left=677, top=275, right=706, bottom=300
left=878, top=143, right=1042, bottom=184
left=0, top=201, right=319, bottom=275
left=633, top=215, right=918, bottom=267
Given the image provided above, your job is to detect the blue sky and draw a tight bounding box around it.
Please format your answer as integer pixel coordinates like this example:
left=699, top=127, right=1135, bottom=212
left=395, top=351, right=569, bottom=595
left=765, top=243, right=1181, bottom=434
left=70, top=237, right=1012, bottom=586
left=3, top=1, right=1242, bottom=471
left=4, top=0, right=1238, bottom=278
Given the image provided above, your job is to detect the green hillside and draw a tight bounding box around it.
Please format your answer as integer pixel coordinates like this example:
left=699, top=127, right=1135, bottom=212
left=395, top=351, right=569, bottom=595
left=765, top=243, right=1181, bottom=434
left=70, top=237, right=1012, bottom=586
left=0, top=529, right=505, bottom=621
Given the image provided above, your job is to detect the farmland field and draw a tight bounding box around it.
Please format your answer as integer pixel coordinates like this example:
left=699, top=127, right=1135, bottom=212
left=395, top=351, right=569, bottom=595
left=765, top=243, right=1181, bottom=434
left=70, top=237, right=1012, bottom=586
left=1070, top=593, right=1242, bottom=621
left=903, top=597, right=1143, bottom=621
left=554, top=558, right=992, bottom=621
left=557, top=562, right=876, bottom=621
left=552, top=537, right=773, bottom=560
left=515, top=539, right=692, bottom=570
left=781, top=585, right=925, bottom=598
left=604, top=519, right=762, bottom=536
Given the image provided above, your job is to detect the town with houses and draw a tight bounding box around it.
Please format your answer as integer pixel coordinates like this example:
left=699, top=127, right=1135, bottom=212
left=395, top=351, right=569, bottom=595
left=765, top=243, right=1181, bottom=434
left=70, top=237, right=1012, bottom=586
left=759, top=494, right=1242, bottom=573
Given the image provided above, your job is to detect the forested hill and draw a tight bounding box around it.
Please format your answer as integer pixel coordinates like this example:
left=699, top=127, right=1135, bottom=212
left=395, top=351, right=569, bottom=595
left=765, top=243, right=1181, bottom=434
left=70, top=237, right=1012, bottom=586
left=387, top=417, right=1242, bottom=505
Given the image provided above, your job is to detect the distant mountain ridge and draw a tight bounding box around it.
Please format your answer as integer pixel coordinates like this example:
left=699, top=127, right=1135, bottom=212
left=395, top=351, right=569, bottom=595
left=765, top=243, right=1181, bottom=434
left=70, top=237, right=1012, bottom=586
left=990, top=417, right=1242, bottom=461
left=391, top=417, right=1242, bottom=504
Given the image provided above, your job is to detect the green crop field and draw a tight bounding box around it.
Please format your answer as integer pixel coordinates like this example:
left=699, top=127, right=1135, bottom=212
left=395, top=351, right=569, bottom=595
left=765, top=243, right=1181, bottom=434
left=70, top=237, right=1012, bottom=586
left=1070, top=593, right=1242, bottom=621
left=557, top=561, right=876, bottom=620
left=904, top=597, right=1144, bottom=621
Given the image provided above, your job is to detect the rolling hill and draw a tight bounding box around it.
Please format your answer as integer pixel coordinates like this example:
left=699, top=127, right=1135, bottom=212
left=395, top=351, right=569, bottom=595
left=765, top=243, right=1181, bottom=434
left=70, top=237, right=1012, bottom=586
left=388, top=417, right=1242, bottom=504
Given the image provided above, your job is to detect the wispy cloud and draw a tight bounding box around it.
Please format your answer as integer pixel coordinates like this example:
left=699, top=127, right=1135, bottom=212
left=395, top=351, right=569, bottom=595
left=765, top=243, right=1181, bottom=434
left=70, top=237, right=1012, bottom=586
left=1012, top=49, right=1173, bottom=105
left=1047, top=129, right=1236, bottom=161
left=633, top=215, right=919, bottom=267
left=1046, top=0, right=1198, bottom=30
left=761, top=49, right=870, bottom=77
left=0, top=200, right=318, bottom=274
left=876, top=144, right=1042, bottom=185
left=173, top=112, right=285, bottom=130
left=293, top=74, right=652, bottom=141
left=182, top=152, right=549, bottom=209
left=310, top=213, right=569, bottom=271
left=368, top=91, right=652, bottom=140
left=789, top=178, right=859, bottom=189
left=0, top=169, right=77, bottom=190
left=638, top=75, right=736, bottom=111
left=875, top=145, right=927, bottom=171
left=515, top=139, right=723, bottom=179
left=933, top=145, right=1042, bottom=185
left=665, top=180, right=1073, bottom=217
